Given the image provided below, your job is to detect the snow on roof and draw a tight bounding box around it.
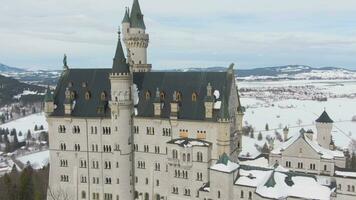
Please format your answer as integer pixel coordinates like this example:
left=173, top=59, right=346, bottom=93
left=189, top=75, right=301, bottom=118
left=17, top=150, right=49, bottom=170
left=255, top=171, right=332, bottom=199
left=239, top=136, right=265, bottom=159
left=236, top=165, right=332, bottom=199
left=271, top=132, right=344, bottom=160
left=236, top=169, right=272, bottom=187
left=239, top=157, right=269, bottom=168
left=210, top=153, right=239, bottom=173
left=210, top=161, right=239, bottom=173
left=335, top=170, right=356, bottom=178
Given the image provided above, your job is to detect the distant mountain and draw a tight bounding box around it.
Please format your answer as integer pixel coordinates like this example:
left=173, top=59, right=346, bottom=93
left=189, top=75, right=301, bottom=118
left=172, top=65, right=356, bottom=80
left=0, top=63, right=26, bottom=73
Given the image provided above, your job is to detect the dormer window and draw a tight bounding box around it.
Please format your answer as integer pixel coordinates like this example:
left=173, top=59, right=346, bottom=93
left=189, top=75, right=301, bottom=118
left=101, top=92, right=107, bottom=101
left=192, top=92, right=198, bottom=102
left=82, top=82, right=87, bottom=88
left=145, top=91, right=151, bottom=100
left=68, top=82, right=73, bottom=88
left=70, top=91, right=76, bottom=99
left=85, top=91, right=91, bottom=100
left=176, top=91, right=182, bottom=102
left=160, top=91, right=165, bottom=101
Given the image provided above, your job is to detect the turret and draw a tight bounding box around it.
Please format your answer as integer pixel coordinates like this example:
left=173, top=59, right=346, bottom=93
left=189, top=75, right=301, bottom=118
left=123, top=0, right=151, bottom=72
left=204, top=83, right=214, bottom=119
left=109, top=28, right=134, bottom=199
left=122, top=7, right=130, bottom=38
left=315, top=110, right=333, bottom=149
left=217, top=95, right=231, bottom=156
left=44, top=86, right=54, bottom=114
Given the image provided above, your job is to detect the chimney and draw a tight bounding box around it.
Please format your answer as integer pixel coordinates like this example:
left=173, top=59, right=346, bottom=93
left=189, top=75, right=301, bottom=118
left=170, top=91, right=178, bottom=120
left=283, top=126, right=289, bottom=141
left=305, top=129, right=314, bottom=141
left=64, top=88, right=73, bottom=115
left=153, top=88, right=161, bottom=117
left=204, top=83, right=214, bottom=119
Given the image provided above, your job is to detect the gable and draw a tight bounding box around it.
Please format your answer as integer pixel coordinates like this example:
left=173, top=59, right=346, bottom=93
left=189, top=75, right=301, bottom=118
left=282, top=137, right=321, bottom=159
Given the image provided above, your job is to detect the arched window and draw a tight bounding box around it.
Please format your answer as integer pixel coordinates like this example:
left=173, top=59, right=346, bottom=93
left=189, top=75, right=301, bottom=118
left=101, top=91, right=107, bottom=101
left=197, top=152, right=203, bottom=162
left=176, top=91, right=182, bottom=101
left=81, top=191, right=86, bottom=199
left=70, top=91, right=76, bottom=99
left=187, top=153, right=190, bottom=162
left=240, top=191, right=244, bottom=198
left=183, top=153, right=186, bottom=161
left=218, top=191, right=221, bottom=198
left=249, top=191, right=252, bottom=199
left=145, top=91, right=151, bottom=100
left=160, top=91, right=165, bottom=101
left=192, top=92, right=198, bottom=102
left=85, top=91, right=91, bottom=100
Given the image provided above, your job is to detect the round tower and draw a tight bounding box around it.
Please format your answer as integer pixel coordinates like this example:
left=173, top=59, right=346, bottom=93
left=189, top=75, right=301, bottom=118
left=109, top=30, right=134, bottom=199
left=315, top=110, right=334, bottom=149
left=122, top=0, right=151, bottom=72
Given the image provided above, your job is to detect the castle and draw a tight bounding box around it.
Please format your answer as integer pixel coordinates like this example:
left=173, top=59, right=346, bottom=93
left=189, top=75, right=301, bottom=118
left=45, top=1, right=356, bottom=199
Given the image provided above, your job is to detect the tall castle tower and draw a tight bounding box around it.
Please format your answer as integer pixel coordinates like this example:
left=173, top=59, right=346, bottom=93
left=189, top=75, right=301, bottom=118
left=122, top=0, right=151, bottom=72
left=316, top=110, right=334, bottom=149
left=109, top=30, right=134, bottom=199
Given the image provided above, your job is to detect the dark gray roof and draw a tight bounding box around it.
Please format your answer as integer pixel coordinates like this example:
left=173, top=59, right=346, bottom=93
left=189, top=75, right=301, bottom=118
left=51, top=70, right=234, bottom=120
left=130, top=0, right=146, bottom=29
left=122, top=8, right=130, bottom=23
left=316, top=110, right=334, bottom=123
left=112, top=35, right=130, bottom=73
left=51, top=69, right=111, bottom=118
left=133, top=71, right=233, bottom=120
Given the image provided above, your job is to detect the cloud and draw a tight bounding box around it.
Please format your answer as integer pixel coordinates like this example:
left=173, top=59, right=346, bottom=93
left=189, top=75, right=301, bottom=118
left=1, top=0, right=356, bottom=69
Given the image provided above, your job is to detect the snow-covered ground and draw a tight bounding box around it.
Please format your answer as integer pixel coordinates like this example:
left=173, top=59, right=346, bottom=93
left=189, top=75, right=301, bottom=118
left=0, top=112, right=48, bottom=142
left=239, top=79, right=356, bottom=157
left=17, top=150, right=49, bottom=169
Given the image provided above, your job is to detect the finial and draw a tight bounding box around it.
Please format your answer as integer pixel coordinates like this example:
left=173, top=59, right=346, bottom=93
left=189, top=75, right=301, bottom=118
left=63, top=54, right=69, bottom=70
left=156, top=88, right=160, bottom=98
left=118, top=26, right=121, bottom=38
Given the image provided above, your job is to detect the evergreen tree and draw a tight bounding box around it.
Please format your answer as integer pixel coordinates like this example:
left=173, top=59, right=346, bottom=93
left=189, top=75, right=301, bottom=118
left=250, top=132, right=254, bottom=138
left=257, top=132, right=263, bottom=141
left=39, top=125, right=44, bottom=130
left=27, top=130, right=32, bottom=140
left=3, top=173, right=16, bottom=200
left=4, top=130, right=9, bottom=143
left=34, top=125, right=38, bottom=131
left=13, top=132, right=19, bottom=150
left=19, top=165, right=35, bottom=200
left=261, top=142, right=270, bottom=154
left=265, top=123, right=269, bottom=131
left=18, top=131, right=22, bottom=137
left=11, top=164, right=18, bottom=174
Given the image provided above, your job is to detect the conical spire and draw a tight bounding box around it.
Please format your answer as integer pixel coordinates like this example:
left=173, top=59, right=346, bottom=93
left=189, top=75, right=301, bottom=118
left=316, top=110, right=334, bottom=123
left=112, top=30, right=130, bottom=74
left=122, top=7, right=130, bottom=23
left=130, top=0, right=146, bottom=29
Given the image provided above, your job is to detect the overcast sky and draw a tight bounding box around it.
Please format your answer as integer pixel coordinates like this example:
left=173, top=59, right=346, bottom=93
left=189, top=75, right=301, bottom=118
left=1, top=0, right=356, bottom=70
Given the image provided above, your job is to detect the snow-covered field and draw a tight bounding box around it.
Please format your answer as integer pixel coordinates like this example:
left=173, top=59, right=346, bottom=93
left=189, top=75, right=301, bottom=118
left=17, top=150, right=49, bottom=169
left=239, top=79, right=356, bottom=157
left=0, top=112, right=48, bottom=142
